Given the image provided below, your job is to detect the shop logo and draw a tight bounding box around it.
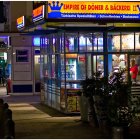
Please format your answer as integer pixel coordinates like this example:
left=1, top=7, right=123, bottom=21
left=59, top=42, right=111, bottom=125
left=17, top=16, right=25, bottom=29
left=48, top=1, right=63, bottom=18
left=48, top=1, right=63, bottom=11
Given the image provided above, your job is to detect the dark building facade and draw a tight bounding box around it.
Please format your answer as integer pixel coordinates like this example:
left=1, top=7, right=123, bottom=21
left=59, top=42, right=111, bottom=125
left=0, top=2, right=7, bottom=23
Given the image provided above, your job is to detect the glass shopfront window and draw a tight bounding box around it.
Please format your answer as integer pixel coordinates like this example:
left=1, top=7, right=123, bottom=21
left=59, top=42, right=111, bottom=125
left=40, top=30, right=140, bottom=114
left=93, top=55, right=104, bottom=75
left=77, top=54, right=86, bottom=80
left=108, top=32, right=120, bottom=52
left=93, top=33, right=103, bottom=52
left=121, top=32, right=134, bottom=51
left=135, top=32, right=140, bottom=50
left=85, top=54, right=104, bottom=78
left=108, top=53, right=128, bottom=82
left=108, top=32, right=137, bottom=52
left=108, top=54, right=127, bottom=73
left=65, top=33, right=78, bottom=53
left=86, top=33, right=93, bottom=52
left=43, top=54, right=48, bottom=78
left=51, top=55, right=55, bottom=78
left=79, top=33, right=86, bottom=52
left=60, top=33, right=64, bottom=53
left=87, top=54, right=92, bottom=78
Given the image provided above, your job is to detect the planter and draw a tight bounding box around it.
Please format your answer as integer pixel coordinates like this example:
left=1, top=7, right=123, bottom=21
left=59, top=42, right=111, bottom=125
left=79, top=95, right=88, bottom=122
left=112, top=126, right=123, bottom=139
left=112, top=125, right=129, bottom=139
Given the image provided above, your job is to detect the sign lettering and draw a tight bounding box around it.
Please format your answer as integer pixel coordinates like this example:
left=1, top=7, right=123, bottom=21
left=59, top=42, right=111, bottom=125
left=48, top=1, right=140, bottom=19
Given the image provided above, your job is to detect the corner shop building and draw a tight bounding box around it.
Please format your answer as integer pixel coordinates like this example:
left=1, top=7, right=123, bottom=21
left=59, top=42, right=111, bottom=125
left=18, top=1, right=140, bottom=114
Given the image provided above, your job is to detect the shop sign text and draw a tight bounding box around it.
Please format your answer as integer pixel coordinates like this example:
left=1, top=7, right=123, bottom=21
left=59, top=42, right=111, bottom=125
left=48, top=1, right=140, bottom=19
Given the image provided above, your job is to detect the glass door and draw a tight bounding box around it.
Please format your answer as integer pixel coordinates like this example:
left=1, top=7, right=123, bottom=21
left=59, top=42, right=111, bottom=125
left=86, top=54, right=104, bottom=78
left=92, top=55, right=104, bottom=76
left=108, top=53, right=128, bottom=80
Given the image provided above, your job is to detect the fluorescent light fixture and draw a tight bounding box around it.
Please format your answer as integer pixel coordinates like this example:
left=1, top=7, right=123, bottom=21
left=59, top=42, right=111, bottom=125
left=33, top=37, right=40, bottom=46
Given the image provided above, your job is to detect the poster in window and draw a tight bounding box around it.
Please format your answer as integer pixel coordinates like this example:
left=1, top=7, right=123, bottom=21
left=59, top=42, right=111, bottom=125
left=16, top=50, right=28, bottom=62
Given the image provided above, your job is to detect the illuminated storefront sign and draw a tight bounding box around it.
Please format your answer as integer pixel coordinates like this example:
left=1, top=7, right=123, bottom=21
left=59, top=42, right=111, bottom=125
left=33, top=37, right=48, bottom=46
left=33, top=37, right=40, bottom=46
left=48, top=1, right=140, bottom=19
left=17, top=16, right=25, bottom=29
left=33, top=5, right=45, bottom=22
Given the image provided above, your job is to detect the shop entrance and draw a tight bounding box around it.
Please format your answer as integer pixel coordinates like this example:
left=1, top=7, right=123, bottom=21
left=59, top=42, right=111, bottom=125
left=92, top=54, right=104, bottom=76
left=86, top=54, right=104, bottom=78
left=129, top=54, right=140, bottom=85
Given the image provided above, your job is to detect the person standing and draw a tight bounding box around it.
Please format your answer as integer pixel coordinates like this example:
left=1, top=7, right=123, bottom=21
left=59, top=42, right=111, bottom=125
left=130, top=59, right=138, bottom=83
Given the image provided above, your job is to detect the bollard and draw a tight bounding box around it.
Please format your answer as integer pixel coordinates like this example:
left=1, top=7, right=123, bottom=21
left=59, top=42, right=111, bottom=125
left=4, top=108, right=15, bottom=138
left=4, top=119, right=15, bottom=139
left=0, top=99, right=4, bottom=138
left=4, top=109, right=12, bottom=120
left=3, top=103, right=9, bottom=110
left=112, top=126, right=123, bottom=139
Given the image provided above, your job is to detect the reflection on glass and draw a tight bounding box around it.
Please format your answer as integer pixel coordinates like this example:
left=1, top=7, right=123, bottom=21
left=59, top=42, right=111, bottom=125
left=86, top=34, right=93, bottom=52
left=65, top=33, right=78, bottom=52
left=87, top=54, right=92, bottom=78
left=52, top=55, right=55, bottom=78
left=135, top=32, right=140, bottom=50
left=61, top=54, right=65, bottom=80
left=66, top=57, right=77, bottom=80
left=40, top=54, right=44, bottom=79
left=61, top=33, right=64, bottom=53
left=108, top=32, right=120, bottom=52
left=77, top=54, right=86, bottom=80
left=122, top=32, right=134, bottom=51
left=108, top=54, right=127, bottom=73
left=52, top=36, right=56, bottom=53
left=93, top=55, right=104, bottom=76
left=79, top=34, right=86, bottom=52
left=93, top=33, right=103, bottom=52
left=43, top=54, right=48, bottom=77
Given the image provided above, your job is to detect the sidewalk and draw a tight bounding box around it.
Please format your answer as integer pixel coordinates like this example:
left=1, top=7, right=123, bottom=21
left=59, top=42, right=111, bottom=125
left=0, top=91, right=109, bottom=139
left=0, top=87, right=140, bottom=139
left=9, top=102, right=110, bottom=139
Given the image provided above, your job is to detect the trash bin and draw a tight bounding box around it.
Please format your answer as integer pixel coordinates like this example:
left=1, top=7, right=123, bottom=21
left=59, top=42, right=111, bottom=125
left=79, top=95, right=89, bottom=122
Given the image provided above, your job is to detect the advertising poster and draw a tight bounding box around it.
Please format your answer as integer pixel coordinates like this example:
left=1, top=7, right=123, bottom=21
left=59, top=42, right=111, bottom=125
left=67, top=89, right=80, bottom=112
